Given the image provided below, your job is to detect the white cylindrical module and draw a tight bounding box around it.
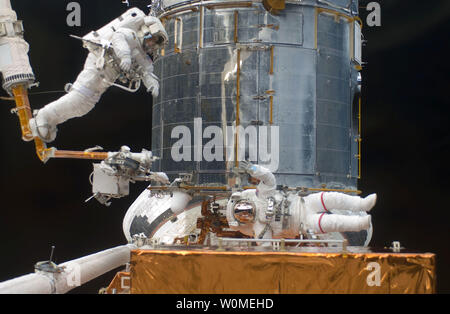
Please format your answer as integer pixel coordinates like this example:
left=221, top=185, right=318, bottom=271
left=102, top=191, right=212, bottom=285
left=0, top=273, right=54, bottom=294
left=0, top=0, right=35, bottom=92
left=0, top=244, right=135, bottom=294
left=123, top=188, right=194, bottom=243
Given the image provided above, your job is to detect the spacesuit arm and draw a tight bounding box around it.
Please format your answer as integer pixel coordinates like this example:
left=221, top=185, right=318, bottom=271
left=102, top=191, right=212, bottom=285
left=251, top=165, right=276, bottom=191
left=134, top=52, right=154, bottom=75
left=134, top=52, right=159, bottom=96
left=110, top=30, right=132, bottom=72
left=240, top=161, right=276, bottom=193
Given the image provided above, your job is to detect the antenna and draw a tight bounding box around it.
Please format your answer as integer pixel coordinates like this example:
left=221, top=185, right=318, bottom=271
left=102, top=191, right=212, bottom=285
left=49, top=246, right=55, bottom=263
left=34, top=245, right=63, bottom=273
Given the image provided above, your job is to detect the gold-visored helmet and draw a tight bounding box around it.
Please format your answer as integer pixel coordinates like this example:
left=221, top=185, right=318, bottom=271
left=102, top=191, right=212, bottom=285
left=233, top=200, right=256, bottom=224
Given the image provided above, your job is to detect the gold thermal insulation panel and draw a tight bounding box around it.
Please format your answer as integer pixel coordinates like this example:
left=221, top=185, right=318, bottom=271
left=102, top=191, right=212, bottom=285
left=105, top=271, right=131, bottom=294
left=128, top=249, right=435, bottom=294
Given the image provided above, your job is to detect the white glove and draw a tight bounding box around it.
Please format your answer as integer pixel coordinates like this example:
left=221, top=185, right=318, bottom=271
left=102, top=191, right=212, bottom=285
left=143, top=75, right=159, bottom=97
left=119, top=57, right=132, bottom=73
left=239, top=160, right=257, bottom=175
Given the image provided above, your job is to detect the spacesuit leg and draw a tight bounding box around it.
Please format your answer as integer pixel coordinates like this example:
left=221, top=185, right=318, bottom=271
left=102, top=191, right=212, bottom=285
left=29, top=53, right=118, bottom=142
left=306, top=213, right=371, bottom=234
left=305, top=192, right=377, bottom=213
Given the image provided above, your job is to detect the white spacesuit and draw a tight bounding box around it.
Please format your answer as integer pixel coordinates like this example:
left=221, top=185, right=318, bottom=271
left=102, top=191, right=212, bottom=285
left=29, top=8, right=168, bottom=142
left=226, top=162, right=377, bottom=239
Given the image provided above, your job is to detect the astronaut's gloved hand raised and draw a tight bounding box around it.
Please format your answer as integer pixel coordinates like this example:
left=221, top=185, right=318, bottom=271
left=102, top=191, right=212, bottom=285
left=143, top=74, right=159, bottom=97
left=239, top=160, right=257, bottom=175
left=119, top=57, right=132, bottom=73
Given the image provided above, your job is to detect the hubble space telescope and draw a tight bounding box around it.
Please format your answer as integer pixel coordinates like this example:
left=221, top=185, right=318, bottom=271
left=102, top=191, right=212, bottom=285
left=0, top=0, right=435, bottom=294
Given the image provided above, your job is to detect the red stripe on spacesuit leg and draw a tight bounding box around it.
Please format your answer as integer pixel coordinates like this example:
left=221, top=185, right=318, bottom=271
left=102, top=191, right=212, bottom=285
left=320, top=192, right=329, bottom=212
left=318, top=212, right=326, bottom=234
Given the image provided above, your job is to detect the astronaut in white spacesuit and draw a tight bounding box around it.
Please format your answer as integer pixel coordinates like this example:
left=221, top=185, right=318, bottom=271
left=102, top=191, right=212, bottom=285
left=29, top=8, right=168, bottom=142
left=226, top=161, right=377, bottom=240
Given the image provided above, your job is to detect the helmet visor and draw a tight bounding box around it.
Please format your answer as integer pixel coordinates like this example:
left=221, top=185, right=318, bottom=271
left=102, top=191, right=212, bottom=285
left=233, top=200, right=256, bottom=224
left=143, top=34, right=165, bottom=51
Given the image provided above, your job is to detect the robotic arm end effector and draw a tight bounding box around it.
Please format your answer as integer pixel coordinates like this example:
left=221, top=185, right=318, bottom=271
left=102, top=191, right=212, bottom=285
left=88, top=147, right=168, bottom=205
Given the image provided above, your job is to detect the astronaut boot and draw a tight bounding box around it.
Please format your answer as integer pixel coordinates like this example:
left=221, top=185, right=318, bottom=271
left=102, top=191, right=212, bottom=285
left=361, top=194, right=377, bottom=212
left=358, top=215, right=371, bottom=231
left=29, top=113, right=57, bottom=143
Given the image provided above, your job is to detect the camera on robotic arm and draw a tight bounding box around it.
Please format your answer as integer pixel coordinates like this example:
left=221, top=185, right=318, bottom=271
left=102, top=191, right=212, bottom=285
left=86, top=146, right=169, bottom=206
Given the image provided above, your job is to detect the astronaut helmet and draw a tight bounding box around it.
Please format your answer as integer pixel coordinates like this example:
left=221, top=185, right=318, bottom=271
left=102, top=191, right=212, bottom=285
left=139, top=19, right=168, bottom=52
left=233, top=200, right=256, bottom=224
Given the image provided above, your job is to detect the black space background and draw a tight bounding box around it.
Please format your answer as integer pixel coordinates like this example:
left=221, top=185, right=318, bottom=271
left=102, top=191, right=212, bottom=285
left=0, top=0, right=449, bottom=294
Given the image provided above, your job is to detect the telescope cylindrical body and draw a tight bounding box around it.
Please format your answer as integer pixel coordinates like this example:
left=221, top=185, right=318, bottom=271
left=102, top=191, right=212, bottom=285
left=151, top=0, right=362, bottom=191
